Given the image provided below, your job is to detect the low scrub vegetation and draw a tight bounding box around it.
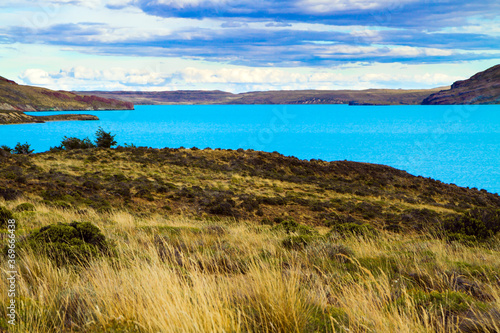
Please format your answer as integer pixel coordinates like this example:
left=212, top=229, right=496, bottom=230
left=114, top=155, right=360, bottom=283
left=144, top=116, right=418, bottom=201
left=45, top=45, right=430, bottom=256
left=0, top=147, right=499, bottom=332
left=50, top=127, right=116, bottom=151
left=0, top=201, right=498, bottom=332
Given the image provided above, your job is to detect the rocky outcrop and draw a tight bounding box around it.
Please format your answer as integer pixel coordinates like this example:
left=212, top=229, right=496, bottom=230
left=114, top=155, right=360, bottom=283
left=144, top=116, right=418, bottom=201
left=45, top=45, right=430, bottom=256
left=422, top=65, right=500, bottom=105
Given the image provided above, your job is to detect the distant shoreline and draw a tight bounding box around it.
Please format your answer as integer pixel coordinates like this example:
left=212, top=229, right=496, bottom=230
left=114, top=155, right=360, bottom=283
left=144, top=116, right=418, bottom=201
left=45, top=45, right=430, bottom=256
left=0, top=110, right=99, bottom=125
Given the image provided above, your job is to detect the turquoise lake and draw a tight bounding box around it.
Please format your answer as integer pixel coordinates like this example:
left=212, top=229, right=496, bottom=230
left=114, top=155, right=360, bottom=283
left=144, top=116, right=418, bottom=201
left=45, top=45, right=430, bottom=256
left=1, top=104, right=499, bottom=194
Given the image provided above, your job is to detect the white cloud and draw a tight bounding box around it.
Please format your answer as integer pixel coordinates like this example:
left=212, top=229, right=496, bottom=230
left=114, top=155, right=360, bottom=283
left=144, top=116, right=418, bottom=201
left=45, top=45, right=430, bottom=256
left=17, top=63, right=467, bottom=93
left=181, top=67, right=306, bottom=84
left=20, top=68, right=54, bottom=85
left=360, top=72, right=462, bottom=85
left=387, top=46, right=454, bottom=58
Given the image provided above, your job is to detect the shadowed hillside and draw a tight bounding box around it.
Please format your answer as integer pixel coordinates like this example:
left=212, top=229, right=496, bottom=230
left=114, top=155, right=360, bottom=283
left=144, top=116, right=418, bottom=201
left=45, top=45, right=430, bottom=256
left=423, top=64, right=500, bottom=105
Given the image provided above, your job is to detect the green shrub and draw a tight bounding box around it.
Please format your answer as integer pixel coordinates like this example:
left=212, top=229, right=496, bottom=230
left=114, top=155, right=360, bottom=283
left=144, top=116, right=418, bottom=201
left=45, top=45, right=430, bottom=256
left=21, top=222, right=110, bottom=265
left=329, top=222, right=377, bottom=237
left=14, top=202, right=35, bottom=212
left=282, top=235, right=314, bottom=250
left=57, top=136, right=95, bottom=150
left=95, top=127, right=117, bottom=148
left=14, top=142, right=34, bottom=155
left=0, top=206, right=14, bottom=229
left=408, top=290, right=480, bottom=316
left=444, top=208, right=500, bottom=242
left=272, top=218, right=316, bottom=235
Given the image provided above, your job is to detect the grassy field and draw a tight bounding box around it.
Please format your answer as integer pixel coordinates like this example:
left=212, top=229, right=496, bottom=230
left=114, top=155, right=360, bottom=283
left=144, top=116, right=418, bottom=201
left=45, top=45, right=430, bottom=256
left=1, top=148, right=499, bottom=332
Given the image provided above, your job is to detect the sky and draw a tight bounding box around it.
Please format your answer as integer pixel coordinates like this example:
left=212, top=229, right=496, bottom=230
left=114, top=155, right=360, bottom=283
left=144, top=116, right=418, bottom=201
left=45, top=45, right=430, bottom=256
left=0, top=0, right=499, bottom=93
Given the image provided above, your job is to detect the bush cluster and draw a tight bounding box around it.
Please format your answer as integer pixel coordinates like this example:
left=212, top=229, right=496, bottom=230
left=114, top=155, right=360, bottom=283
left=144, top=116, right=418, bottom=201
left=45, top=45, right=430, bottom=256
left=21, top=221, right=111, bottom=265
left=1, top=142, right=34, bottom=155
left=329, top=222, right=378, bottom=237
left=51, top=127, right=117, bottom=151
left=0, top=206, right=14, bottom=229
left=444, top=208, right=500, bottom=243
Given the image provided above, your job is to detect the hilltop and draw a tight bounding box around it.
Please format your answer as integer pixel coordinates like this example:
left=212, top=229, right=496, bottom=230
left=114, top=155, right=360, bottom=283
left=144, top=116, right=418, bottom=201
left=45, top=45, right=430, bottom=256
left=423, top=64, right=500, bottom=105
left=0, top=76, right=133, bottom=111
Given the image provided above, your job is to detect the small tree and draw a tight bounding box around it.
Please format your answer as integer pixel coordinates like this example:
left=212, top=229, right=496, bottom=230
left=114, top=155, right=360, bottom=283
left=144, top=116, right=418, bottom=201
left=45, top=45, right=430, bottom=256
left=14, top=142, right=34, bottom=155
left=95, top=127, right=116, bottom=148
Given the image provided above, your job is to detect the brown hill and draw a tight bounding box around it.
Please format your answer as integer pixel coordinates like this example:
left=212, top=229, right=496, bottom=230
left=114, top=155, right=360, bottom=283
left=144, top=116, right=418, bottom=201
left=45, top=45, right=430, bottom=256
left=76, top=88, right=445, bottom=105
left=422, top=64, right=500, bottom=105
left=0, top=76, right=134, bottom=111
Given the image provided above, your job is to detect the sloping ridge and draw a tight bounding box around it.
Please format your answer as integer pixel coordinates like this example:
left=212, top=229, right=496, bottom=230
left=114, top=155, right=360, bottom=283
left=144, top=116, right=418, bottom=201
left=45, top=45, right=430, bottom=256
left=0, top=76, right=134, bottom=111
left=422, top=64, right=500, bottom=105
left=77, top=88, right=445, bottom=105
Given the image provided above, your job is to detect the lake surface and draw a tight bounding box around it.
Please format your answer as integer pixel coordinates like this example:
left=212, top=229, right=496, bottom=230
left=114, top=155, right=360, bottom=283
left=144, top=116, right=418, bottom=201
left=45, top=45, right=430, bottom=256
left=1, top=104, right=499, bottom=194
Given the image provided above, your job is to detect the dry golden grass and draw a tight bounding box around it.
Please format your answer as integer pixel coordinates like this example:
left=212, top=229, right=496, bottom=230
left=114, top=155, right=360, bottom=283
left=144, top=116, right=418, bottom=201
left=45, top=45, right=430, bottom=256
left=1, top=198, right=499, bottom=333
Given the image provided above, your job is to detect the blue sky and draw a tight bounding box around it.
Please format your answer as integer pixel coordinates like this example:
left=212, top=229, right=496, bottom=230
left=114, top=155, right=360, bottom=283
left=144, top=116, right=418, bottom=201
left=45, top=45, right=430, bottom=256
left=0, top=0, right=499, bottom=92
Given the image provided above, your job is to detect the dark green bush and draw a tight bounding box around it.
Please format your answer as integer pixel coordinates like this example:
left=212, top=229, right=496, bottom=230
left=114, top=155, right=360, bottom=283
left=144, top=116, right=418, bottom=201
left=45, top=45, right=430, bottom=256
left=22, top=222, right=110, bottom=265
left=444, top=208, right=500, bottom=242
left=94, top=127, right=117, bottom=148
left=56, top=136, right=95, bottom=150
left=272, top=218, right=316, bottom=235
left=0, top=206, right=14, bottom=229
left=14, top=202, right=35, bottom=212
left=14, top=142, right=34, bottom=155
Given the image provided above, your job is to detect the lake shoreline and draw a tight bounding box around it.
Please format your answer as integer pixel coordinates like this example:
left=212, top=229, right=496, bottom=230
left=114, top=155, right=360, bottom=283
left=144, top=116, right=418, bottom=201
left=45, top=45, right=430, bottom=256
left=0, top=110, right=99, bottom=125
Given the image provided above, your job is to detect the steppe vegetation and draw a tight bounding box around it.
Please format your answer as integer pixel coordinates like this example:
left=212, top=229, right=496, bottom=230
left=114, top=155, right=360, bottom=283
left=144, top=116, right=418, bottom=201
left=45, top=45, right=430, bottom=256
left=1, top=144, right=499, bottom=332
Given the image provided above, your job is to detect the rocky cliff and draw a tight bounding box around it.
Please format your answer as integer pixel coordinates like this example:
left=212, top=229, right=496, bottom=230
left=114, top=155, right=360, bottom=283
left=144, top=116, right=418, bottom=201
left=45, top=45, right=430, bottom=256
left=422, top=65, right=500, bottom=105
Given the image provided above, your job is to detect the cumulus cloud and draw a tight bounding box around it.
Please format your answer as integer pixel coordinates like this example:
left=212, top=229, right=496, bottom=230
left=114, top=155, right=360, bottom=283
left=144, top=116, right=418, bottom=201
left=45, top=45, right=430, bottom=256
left=19, top=64, right=464, bottom=93
left=20, top=69, right=53, bottom=85
left=19, top=66, right=169, bottom=90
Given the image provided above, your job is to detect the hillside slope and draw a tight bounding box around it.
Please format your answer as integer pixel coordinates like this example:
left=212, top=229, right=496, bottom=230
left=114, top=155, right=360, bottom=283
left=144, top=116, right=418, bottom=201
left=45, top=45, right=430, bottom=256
left=1, top=147, right=498, bottom=229
left=423, top=64, right=500, bottom=105
left=1, top=147, right=499, bottom=332
left=0, top=76, right=134, bottom=111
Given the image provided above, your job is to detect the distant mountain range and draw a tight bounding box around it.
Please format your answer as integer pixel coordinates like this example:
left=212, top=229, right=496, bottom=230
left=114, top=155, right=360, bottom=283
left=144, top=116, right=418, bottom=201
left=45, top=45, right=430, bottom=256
left=0, top=76, right=133, bottom=111
left=75, top=88, right=446, bottom=106
left=423, top=64, right=500, bottom=105
left=1, top=65, right=498, bottom=112
left=75, top=64, right=499, bottom=106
